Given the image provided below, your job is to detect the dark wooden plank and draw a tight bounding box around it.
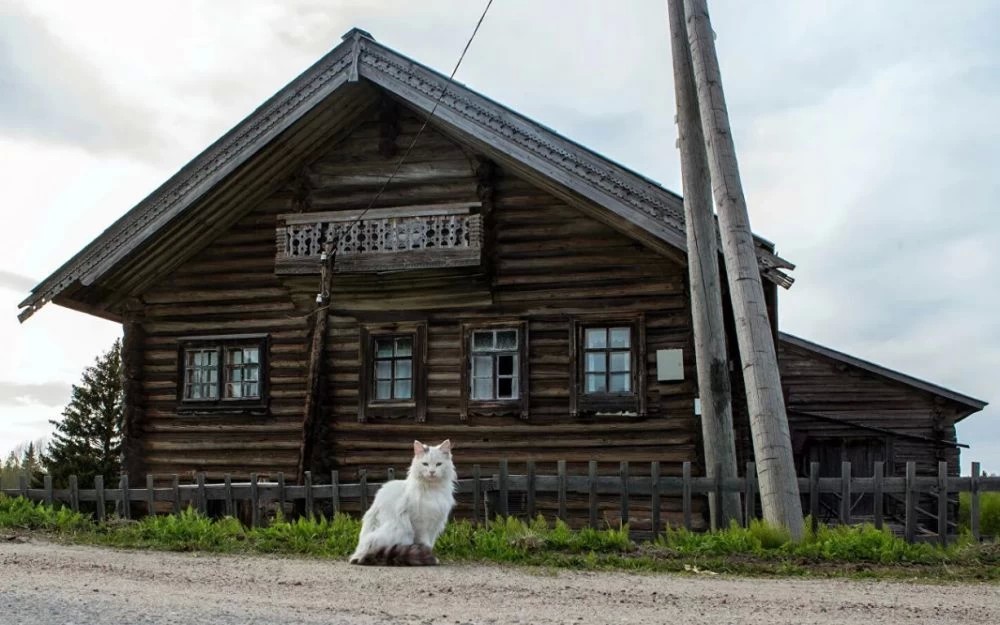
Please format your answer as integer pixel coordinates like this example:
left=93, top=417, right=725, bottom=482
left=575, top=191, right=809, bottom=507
left=588, top=460, right=598, bottom=529
left=682, top=461, right=692, bottom=531
left=971, top=461, right=981, bottom=542
left=620, top=461, right=630, bottom=528
left=250, top=473, right=260, bottom=528
left=171, top=474, right=181, bottom=514
left=809, top=461, right=820, bottom=534
left=651, top=461, right=661, bottom=535
left=526, top=461, right=536, bottom=519
left=224, top=474, right=234, bottom=517
left=305, top=471, right=314, bottom=519
left=499, top=460, right=509, bottom=518
left=840, top=461, right=851, bottom=526
left=472, top=464, right=481, bottom=524
left=196, top=473, right=207, bottom=516
left=905, top=461, right=916, bottom=543
left=359, top=469, right=369, bottom=513
left=938, top=461, right=948, bottom=546
left=146, top=474, right=156, bottom=517
left=330, top=470, right=341, bottom=516
left=873, top=461, right=884, bottom=530
left=95, top=475, right=105, bottom=522
left=44, top=474, right=53, bottom=507
left=69, top=475, right=79, bottom=512
left=744, top=461, right=756, bottom=526
left=557, top=460, right=568, bottom=522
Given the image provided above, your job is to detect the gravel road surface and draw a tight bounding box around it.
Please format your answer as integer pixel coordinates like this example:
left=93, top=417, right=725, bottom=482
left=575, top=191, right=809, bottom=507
left=1, top=539, right=997, bottom=625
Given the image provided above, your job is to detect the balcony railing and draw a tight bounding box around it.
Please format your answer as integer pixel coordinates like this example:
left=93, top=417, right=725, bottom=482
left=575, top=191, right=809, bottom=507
left=275, top=203, right=483, bottom=273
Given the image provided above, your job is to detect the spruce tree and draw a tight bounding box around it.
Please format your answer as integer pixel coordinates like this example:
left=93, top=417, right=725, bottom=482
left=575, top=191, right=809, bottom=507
left=45, top=339, right=123, bottom=487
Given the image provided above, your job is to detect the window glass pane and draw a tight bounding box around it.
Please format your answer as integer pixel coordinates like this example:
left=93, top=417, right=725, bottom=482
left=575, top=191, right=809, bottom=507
left=497, top=377, right=514, bottom=399
left=609, top=327, right=630, bottom=348
left=585, top=328, right=607, bottom=349
left=610, top=351, right=630, bottom=373
left=228, top=349, right=243, bottom=365
left=473, top=378, right=493, bottom=400
left=609, top=373, right=631, bottom=393
left=395, top=359, right=412, bottom=380
left=189, top=385, right=200, bottom=399
left=376, top=380, right=392, bottom=399
left=585, top=373, right=606, bottom=393
left=208, top=369, right=218, bottom=384
left=245, top=382, right=259, bottom=398
left=245, top=348, right=259, bottom=364
left=208, top=351, right=218, bottom=366
left=585, top=352, right=606, bottom=373
left=496, top=330, right=517, bottom=350
left=206, top=384, right=218, bottom=399
left=497, top=354, right=515, bottom=376
left=375, top=360, right=392, bottom=380
left=394, top=379, right=412, bottom=399
left=230, top=368, right=243, bottom=382
left=246, top=367, right=259, bottom=382
left=227, top=383, right=241, bottom=398
left=472, top=331, right=494, bottom=351
left=395, top=337, right=413, bottom=357
left=376, top=339, right=394, bottom=358
left=472, top=356, right=493, bottom=380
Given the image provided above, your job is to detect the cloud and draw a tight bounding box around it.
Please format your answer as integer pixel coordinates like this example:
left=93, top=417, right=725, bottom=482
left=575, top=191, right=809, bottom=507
left=0, top=7, right=163, bottom=159
left=0, top=270, right=36, bottom=293
left=0, top=381, right=71, bottom=408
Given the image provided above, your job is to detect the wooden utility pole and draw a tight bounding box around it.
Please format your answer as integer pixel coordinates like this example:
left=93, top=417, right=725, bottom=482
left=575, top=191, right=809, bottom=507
left=682, top=0, right=804, bottom=539
left=667, top=0, right=742, bottom=529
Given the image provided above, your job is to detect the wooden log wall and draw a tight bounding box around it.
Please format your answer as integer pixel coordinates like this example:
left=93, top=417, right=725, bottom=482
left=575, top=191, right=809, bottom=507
left=128, top=103, right=706, bottom=529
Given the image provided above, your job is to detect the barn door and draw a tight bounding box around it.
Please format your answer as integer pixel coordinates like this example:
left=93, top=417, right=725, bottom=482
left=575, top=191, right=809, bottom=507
left=804, top=437, right=887, bottom=520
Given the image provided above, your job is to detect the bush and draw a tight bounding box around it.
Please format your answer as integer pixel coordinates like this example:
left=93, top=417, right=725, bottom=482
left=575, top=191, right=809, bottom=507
left=0, top=494, right=91, bottom=532
left=959, top=492, right=1000, bottom=539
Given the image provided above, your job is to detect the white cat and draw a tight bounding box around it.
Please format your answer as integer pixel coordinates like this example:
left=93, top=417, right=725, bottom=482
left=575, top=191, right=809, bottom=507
left=349, top=439, right=457, bottom=566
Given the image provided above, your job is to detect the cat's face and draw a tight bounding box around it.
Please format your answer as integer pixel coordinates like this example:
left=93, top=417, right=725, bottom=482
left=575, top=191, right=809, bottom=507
left=410, top=439, right=454, bottom=484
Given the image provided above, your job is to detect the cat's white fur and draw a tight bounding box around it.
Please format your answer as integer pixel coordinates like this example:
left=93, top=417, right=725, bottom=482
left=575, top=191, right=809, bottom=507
left=349, top=439, right=456, bottom=563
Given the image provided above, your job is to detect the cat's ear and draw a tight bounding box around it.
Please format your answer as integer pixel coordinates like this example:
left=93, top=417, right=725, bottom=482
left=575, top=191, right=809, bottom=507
left=413, top=440, right=427, bottom=456
left=438, top=439, right=452, bottom=454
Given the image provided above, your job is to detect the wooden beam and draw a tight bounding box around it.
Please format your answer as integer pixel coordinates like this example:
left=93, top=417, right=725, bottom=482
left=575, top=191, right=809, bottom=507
left=120, top=298, right=146, bottom=480
left=668, top=0, right=741, bottom=529
left=683, top=0, right=804, bottom=540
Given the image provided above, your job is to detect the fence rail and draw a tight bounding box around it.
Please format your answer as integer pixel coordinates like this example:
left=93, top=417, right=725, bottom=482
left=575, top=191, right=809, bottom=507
left=3, top=460, right=997, bottom=545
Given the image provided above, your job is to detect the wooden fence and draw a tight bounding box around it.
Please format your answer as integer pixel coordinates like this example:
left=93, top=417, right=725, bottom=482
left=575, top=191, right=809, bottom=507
left=3, top=460, right=997, bottom=545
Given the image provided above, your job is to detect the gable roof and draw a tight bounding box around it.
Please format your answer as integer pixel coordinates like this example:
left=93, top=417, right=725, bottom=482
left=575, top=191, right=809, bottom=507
left=779, top=332, right=987, bottom=418
left=18, top=28, right=793, bottom=323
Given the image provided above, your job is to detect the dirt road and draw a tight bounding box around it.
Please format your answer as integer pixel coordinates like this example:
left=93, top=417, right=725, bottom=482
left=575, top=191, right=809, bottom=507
left=1, top=539, right=997, bottom=625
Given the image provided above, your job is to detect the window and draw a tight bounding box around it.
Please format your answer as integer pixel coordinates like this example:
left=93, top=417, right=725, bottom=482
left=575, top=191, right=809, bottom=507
left=460, top=321, right=529, bottom=419
left=177, top=334, right=267, bottom=412
left=570, top=317, right=645, bottom=416
left=360, top=323, right=426, bottom=422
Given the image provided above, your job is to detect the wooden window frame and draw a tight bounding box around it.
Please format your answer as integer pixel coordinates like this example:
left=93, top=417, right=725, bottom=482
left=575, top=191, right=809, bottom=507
left=359, top=322, right=427, bottom=422
left=176, top=334, right=269, bottom=414
left=569, top=315, right=646, bottom=417
left=459, top=320, right=529, bottom=420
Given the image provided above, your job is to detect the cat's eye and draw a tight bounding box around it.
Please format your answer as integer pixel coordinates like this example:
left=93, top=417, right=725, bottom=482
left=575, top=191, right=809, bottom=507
left=422, top=462, right=428, bottom=466
left=435, top=462, right=442, bottom=467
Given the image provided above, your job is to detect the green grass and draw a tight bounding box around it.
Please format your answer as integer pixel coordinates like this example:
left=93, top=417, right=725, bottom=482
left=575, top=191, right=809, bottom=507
left=959, top=491, right=1000, bottom=539
left=2, top=494, right=997, bottom=582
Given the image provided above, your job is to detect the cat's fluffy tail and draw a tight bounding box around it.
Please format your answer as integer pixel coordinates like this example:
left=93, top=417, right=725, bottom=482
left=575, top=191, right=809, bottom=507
left=349, top=543, right=439, bottom=566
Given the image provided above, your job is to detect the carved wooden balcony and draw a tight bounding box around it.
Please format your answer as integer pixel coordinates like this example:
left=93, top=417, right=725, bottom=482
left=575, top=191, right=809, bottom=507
left=275, top=203, right=483, bottom=274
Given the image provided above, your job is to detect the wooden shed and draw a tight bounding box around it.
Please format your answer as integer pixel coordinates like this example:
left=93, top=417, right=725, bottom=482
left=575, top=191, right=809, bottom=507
left=19, top=29, right=985, bottom=528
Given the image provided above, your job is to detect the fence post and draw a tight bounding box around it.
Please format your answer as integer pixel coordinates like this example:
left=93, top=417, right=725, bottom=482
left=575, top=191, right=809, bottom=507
left=682, top=461, right=692, bottom=531
left=146, top=474, right=156, bottom=518
left=95, top=475, right=105, bottom=522
left=873, top=461, right=884, bottom=530
left=526, top=461, right=536, bottom=519
left=498, top=460, right=509, bottom=518
left=558, top=460, right=568, bottom=522
left=588, top=460, right=598, bottom=529
left=809, top=461, right=819, bottom=534
left=69, top=475, right=79, bottom=512
left=744, top=461, right=756, bottom=526
left=44, top=474, right=53, bottom=507
left=937, top=461, right=948, bottom=546
left=18, top=472, right=27, bottom=499
left=970, top=461, right=981, bottom=542
left=358, top=469, right=368, bottom=513
left=651, top=461, right=661, bottom=535
left=223, top=474, right=233, bottom=518
left=250, top=473, right=260, bottom=528
left=471, top=464, right=481, bottom=525
left=904, top=461, right=916, bottom=543
left=305, top=471, right=314, bottom=519
left=196, top=473, right=207, bottom=516
left=840, top=461, right=851, bottom=526
left=620, top=461, right=630, bottom=528
left=276, top=472, right=286, bottom=515
left=330, top=470, right=340, bottom=517
left=170, top=474, right=180, bottom=514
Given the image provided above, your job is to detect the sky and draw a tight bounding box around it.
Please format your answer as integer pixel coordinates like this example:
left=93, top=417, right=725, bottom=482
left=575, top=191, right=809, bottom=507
left=1, top=0, right=997, bottom=473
